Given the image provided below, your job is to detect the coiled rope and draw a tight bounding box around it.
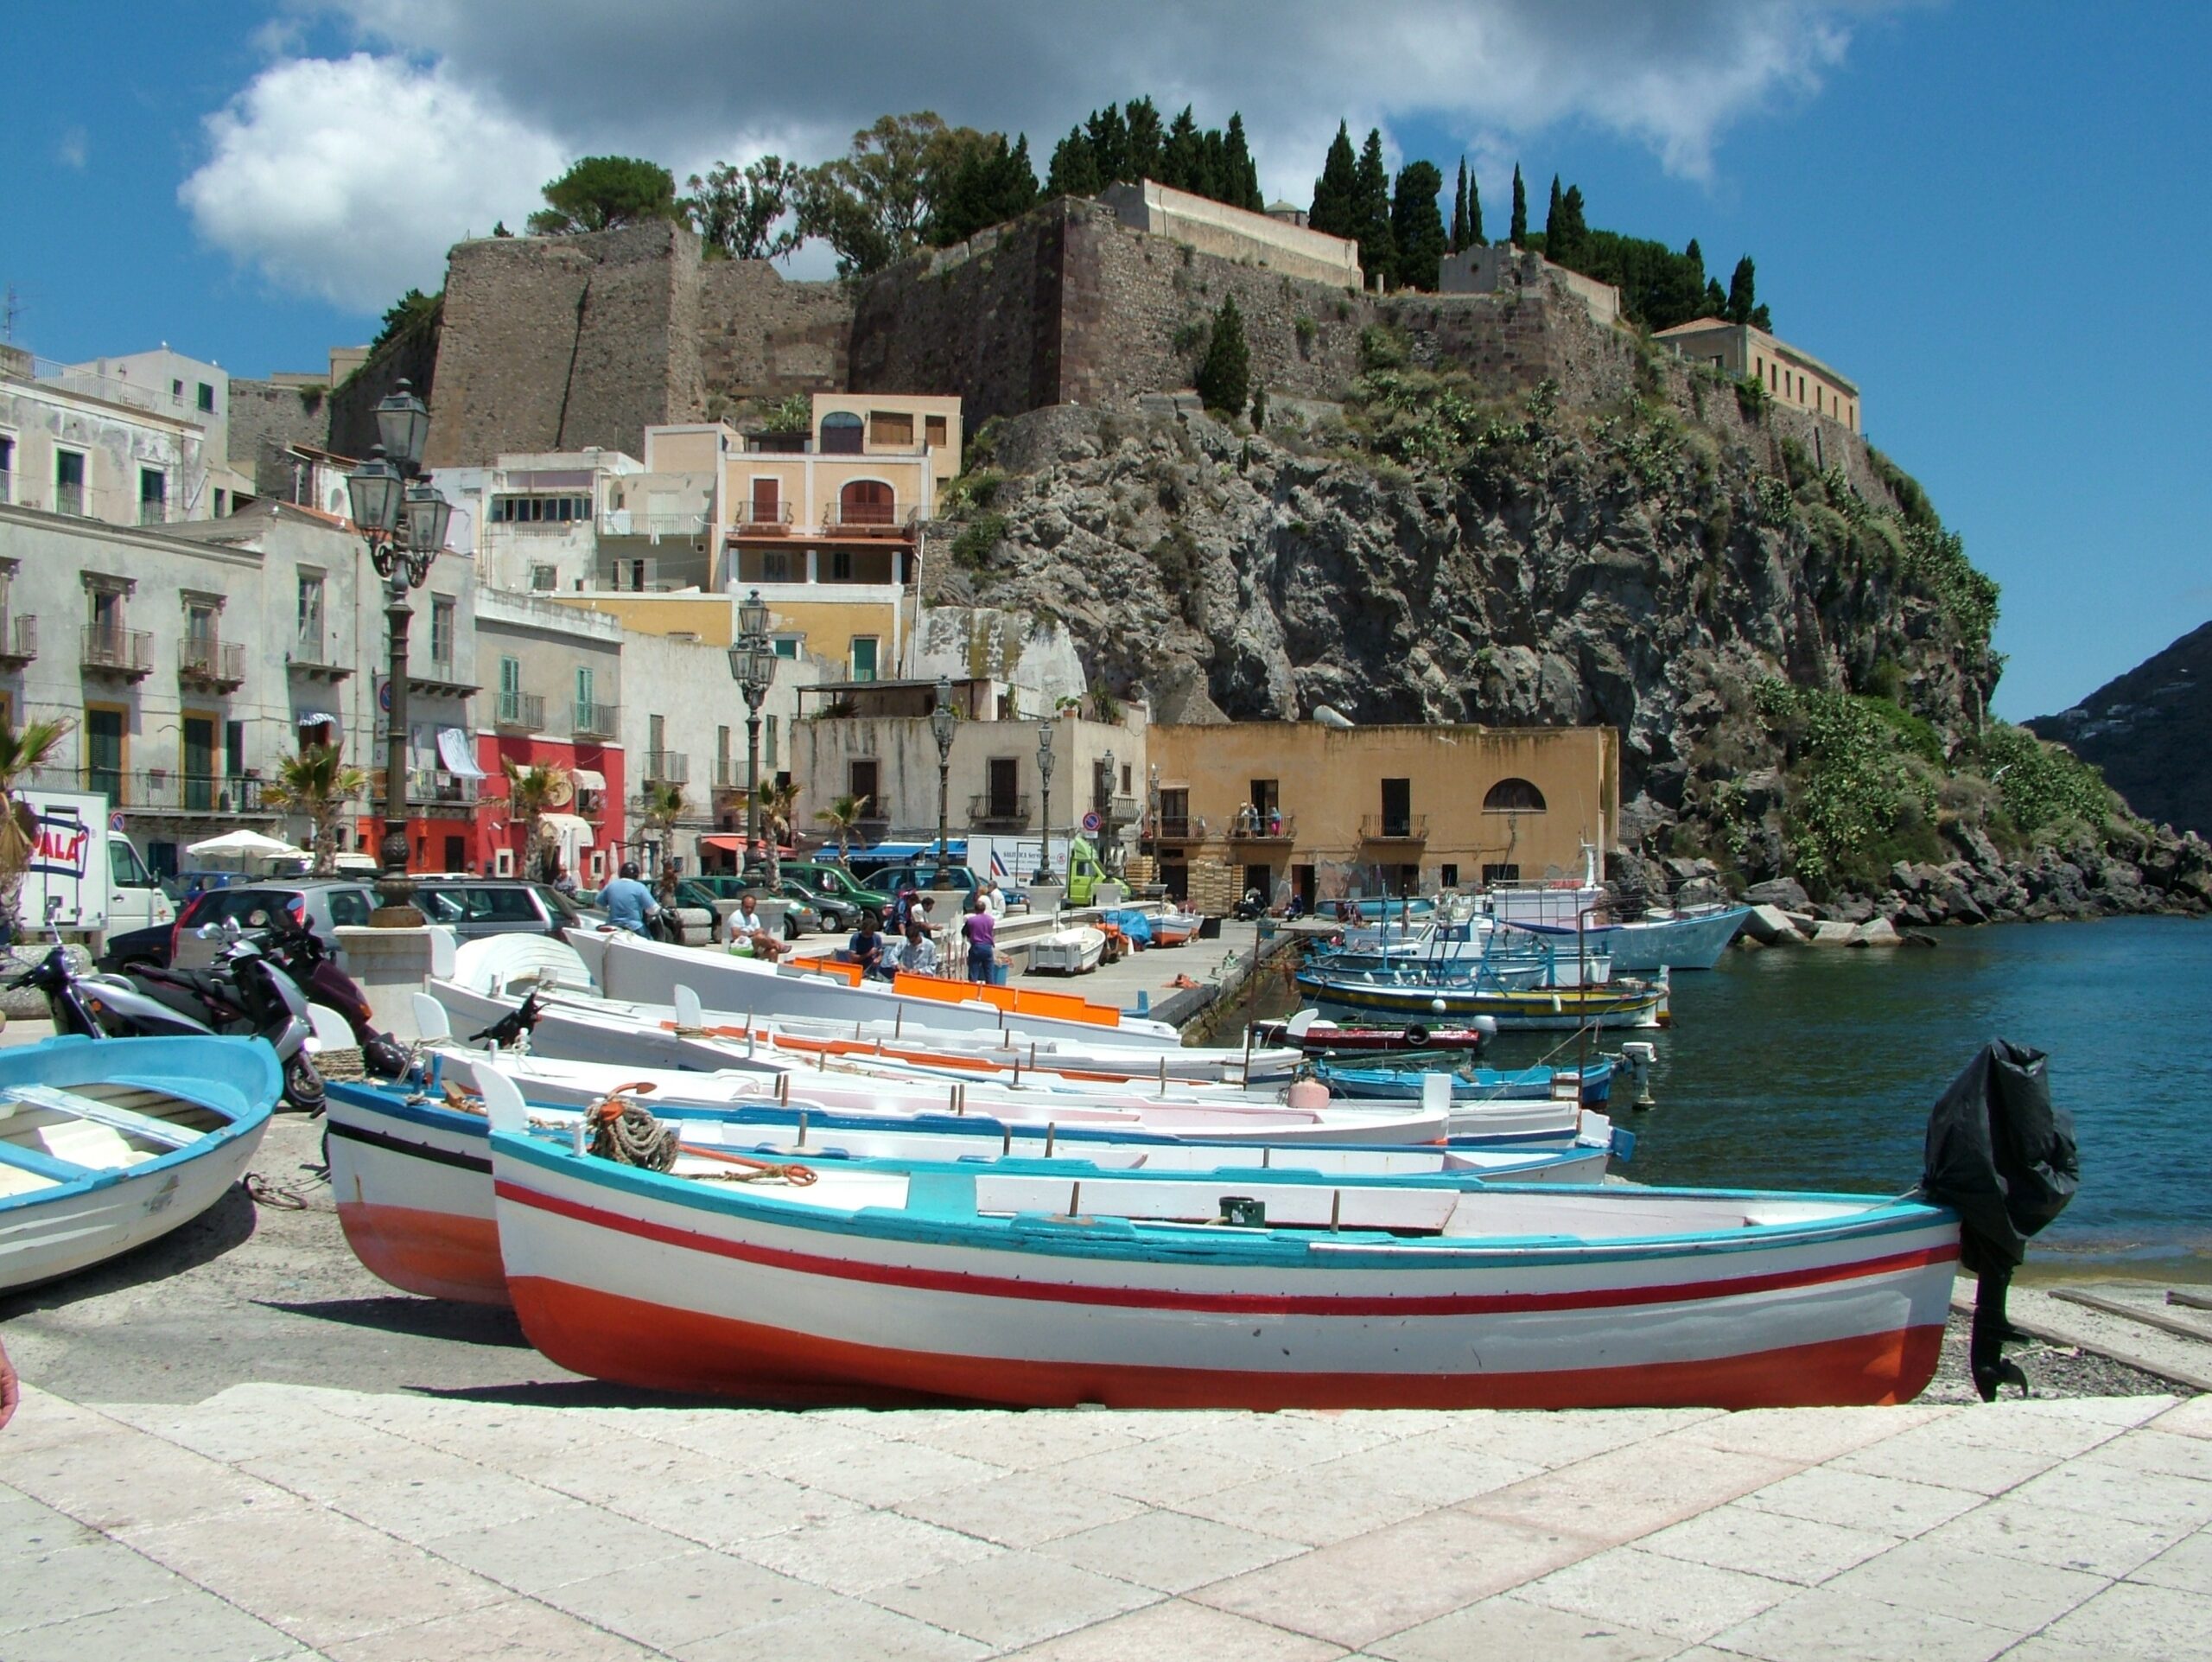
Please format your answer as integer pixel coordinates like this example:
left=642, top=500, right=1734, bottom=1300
left=588, top=1087, right=680, bottom=1172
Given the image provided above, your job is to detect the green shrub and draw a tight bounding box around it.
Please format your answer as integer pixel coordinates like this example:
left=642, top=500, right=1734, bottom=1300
left=1976, top=724, right=2115, bottom=837
left=1294, top=313, right=1318, bottom=351
left=950, top=513, right=1008, bottom=571
left=1753, top=681, right=1942, bottom=893
left=1358, top=324, right=1409, bottom=371
left=1733, top=373, right=1768, bottom=421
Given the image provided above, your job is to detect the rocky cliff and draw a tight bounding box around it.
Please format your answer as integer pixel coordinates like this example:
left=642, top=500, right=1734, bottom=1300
left=2027, top=619, right=2212, bottom=838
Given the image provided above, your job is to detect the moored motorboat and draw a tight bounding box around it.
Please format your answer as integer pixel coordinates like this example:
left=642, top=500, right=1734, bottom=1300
left=0, top=1035, right=278, bottom=1292
left=485, top=1081, right=1961, bottom=1410
left=1294, top=965, right=1669, bottom=1030
left=1029, top=926, right=1107, bottom=976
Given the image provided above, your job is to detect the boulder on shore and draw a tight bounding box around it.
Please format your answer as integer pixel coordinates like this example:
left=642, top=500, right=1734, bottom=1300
left=1744, top=877, right=1809, bottom=910
left=1808, top=920, right=1859, bottom=946
left=1742, top=904, right=1804, bottom=945
left=1847, top=917, right=1903, bottom=948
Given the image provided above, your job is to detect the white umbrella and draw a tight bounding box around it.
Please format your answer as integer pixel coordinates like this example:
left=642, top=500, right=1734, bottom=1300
left=187, top=829, right=308, bottom=860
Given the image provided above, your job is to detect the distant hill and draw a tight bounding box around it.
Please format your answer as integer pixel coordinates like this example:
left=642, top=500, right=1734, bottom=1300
left=2027, top=620, right=2212, bottom=836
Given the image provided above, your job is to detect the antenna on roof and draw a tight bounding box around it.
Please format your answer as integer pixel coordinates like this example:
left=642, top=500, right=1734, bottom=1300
left=1, top=285, right=20, bottom=342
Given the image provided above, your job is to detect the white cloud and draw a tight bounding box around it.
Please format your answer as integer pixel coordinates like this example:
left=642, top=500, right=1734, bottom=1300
left=186, top=2, right=1896, bottom=309
left=179, top=52, right=563, bottom=312
left=57, top=126, right=87, bottom=170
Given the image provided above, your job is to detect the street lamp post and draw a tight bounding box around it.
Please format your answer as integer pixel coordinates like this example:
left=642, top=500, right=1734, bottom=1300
left=1099, top=747, right=1116, bottom=872
left=1034, top=717, right=1057, bottom=882
left=345, top=381, right=451, bottom=920
left=726, top=589, right=776, bottom=875
left=929, top=675, right=957, bottom=871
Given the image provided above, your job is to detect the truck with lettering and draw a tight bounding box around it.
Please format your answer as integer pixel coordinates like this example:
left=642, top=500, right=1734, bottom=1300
left=10, top=790, right=173, bottom=953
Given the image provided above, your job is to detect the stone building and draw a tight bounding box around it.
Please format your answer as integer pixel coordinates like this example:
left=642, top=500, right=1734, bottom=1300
left=1, top=346, right=230, bottom=530
left=472, top=590, right=625, bottom=883
left=1438, top=245, right=1624, bottom=330
left=1098, top=180, right=1363, bottom=290
left=1656, top=318, right=1861, bottom=431
left=1144, top=722, right=1620, bottom=908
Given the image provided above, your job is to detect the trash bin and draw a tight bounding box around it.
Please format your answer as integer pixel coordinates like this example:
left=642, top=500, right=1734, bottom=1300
left=990, top=964, right=1010, bottom=987
left=1198, top=915, right=1222, bottom=939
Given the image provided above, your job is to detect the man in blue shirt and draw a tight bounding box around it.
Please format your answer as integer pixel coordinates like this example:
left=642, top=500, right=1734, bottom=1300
left=600, top=862, right=661, bottom=937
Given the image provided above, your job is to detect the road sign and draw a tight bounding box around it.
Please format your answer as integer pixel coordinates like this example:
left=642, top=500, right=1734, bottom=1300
left=1081, top=812, right=1102, bottom=832
left=110, top=812, right=127, bottom=833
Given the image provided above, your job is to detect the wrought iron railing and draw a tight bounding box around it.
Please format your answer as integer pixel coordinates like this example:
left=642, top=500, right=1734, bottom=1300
left=81, top=625, right=153, bottom=674
left=495, top=691, right=546, bottom=729
left=1360, top=813, right=1430, bottom=841
left=645, top=750, right=689, bottom=785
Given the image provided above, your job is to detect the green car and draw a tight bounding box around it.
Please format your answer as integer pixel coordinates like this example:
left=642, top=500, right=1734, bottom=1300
left=786, top=861, right=893, bottom=914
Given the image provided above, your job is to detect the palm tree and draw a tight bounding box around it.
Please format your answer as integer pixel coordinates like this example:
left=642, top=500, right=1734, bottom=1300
left=503, top=761, right=571, bottom=882
left=750, top=779, right=802, bottom=885
left=813, top=793, right=870, bottom=866
left=639, top=780, right=688, bottom=898
left=263, top=744, right=369, bottom=876
left=0, top=717, right=72, bottom=940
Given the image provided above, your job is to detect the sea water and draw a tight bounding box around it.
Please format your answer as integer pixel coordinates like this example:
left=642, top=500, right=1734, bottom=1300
left=1239, top=917, right=2212, bottom=1276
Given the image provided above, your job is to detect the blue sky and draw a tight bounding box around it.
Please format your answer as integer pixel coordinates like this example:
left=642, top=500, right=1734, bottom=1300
left=5, top=3, right=2203, bottom=720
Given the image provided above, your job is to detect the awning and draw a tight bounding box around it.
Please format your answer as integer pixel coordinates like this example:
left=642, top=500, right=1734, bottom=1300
left=569, top=767, right=607, bottom=793
left=699, top=834, right=746, bottom=852
left=537, top=812, right=594, bottom=848
left=436, top=728, right=486, bottom=779
left=296, top=709, right=341, bottom=731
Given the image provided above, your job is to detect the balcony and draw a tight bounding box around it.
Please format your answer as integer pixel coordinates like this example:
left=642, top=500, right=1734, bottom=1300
left=730, top=504, right=793, bottom=536
left=1154, top=815, right=1199, bottom=843
left=969, top=793, right=1032, bottom=829
left=597, top=511, right=709, bottom=540
left=81, top=625, right=154, bottom=680
left=714, top=756, right=753, bottom=791
left=824, top=501, right=918, bottom=535
left=287, top=631, right=353, bottom=681
left=179, top=636, right=246, bottom=691
left=494, top=690, right=546, bottom=731
left=644, top=750, right=689, bottom=786
left=1107, top=793, right=1141, bottom=826
left=572, top=701, right=620, bottom=739
left=404, top=770, right=481, bottom=808
left=1360, top=813, right=1430, bottom=844
left=0, top=614, right=36, bottom=666
left=1227, top=812, right=1297, bottom=844
left=63, top=770, right=278, bottom=818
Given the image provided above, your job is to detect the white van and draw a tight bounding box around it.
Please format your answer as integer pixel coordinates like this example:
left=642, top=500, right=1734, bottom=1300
left=13, top=790, right=174, bottom=953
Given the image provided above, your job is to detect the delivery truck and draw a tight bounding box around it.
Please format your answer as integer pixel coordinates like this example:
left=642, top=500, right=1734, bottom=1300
left=11, top=790, right=174, bottom=953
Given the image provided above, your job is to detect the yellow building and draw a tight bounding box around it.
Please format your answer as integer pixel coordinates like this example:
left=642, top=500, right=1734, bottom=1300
left=1656, top=318, right=1860, bottom=431
left=1145, top=723, right=1619, bottom=907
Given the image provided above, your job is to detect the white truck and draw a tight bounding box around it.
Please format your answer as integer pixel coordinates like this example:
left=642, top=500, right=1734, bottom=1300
left=13, top=790, right=174, bottom=956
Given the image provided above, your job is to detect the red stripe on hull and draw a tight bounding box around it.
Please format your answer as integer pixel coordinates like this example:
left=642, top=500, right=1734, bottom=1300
left=496, top=1178, right=1956, bottom=1317
left=336, top=1202, right=511, bottom=1307
left=505, top=1275, right=1946, bottom=1411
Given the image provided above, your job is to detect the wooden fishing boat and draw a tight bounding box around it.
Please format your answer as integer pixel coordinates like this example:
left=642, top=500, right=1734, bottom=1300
left=1294, top=965, right=1669, bottom=1030
left=1317, top=1056, right=1615, bottom=1107
left=325, top=1068, right=1606, bottom=1306
left=0, top=1035, right=278, bottom=1292
left=1029, top=926, right=1107, bottom=975
left=486, top=1086, right=1960, bottom=1410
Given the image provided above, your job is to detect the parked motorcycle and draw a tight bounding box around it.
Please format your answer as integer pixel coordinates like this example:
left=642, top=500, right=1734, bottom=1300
left=252, top=912, right=410, bottom=1079
left=9, top=926, right=325, bottom=1110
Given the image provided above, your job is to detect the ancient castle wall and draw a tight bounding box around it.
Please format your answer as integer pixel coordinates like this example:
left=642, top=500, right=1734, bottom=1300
left=694, top=260, right=851, bottom=415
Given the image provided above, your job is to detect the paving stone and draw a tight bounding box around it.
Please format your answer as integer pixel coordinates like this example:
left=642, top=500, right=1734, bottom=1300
left=997, top=1595, right=1340, bottom=1661
left=873, top=1410, right=1154, bottom=1471
left=1190, top=1509, right=1592, bottom=1649
left=730, top=1506, right=1001, bottom=1595
left=794, top=1436, right=1010, bottom=1507
left=121, top=1495, right=509, bottom=1648
left=321, top=1595, right=665, bottom=1660
left=2000, top=1396, right=2178, bottom=1429
left=0, top=1385, right=118, bottom=1455
left=537, top=1545, right=835, bottom=1650
left=1990, top=1637, right=2159, bottom=1662
left=1824, top=1537, right=2107, bottom=1630
left=2152, top=1398, right=2212, bottom=1442
left=2127, top=1527, right=2212, bottom=1595
left=1925, top=1405, right=2133, bottom=1460
left=1296, top=1430, right=1542, bottom=1507
left=2, top=1419, right=278, bottom=1531
left=1146, top=1410, right=1406, bottom=1472
left=1367, top=1592, right=1679, bottom=1662
left=1671, top=1404, right=1941, bottom=1466
left=872, top=1547, right=1160, bottom=1649
left=1830, top=1425, right=2066, bottom=1495
left=2034, top=1579, right=2212, bottom=1661
left=0, top=1589, right=311, bottom=1662
left=1637, top=1500, right=1899, bottom=1585
left=1510, top=1544, right=1794, bottom=1642
left=893, top=1468, right=1150, bottom=1549
left=1923, top=1492, right=2187, bottom=1579
left=1460, top=1436, right=1795, bottom=1545
left=1036, top=1508, right=1302, bottom=1593
left=420, top=1501, right=703, bottom=1595
left=0, top=1537, right=194, bottom=1634
left=1440, top=1407, right=1722, bottom=1471
left=2094, top=1430, right=2212, bottom=1484
left=240, top=1437, right=556, bottom=1542
left=1706, top=1583, right=2022, bottom=1662
left=1050, top=1438, right=1264, bottom=1507
left=99, top=1398, right=359, bottom=1466
left=1736, top=1466, right=1984, bottom=1537
left=2006, top=1456, right=2212, bottom=1531
left=1173, top=1466, right=1435, bottom=1546
left=582, top=1470, right=864, bottom=1549
left=679, top=1592, right=988, bottom=1661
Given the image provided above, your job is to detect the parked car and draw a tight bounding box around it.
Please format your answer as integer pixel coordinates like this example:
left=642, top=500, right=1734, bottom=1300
left=868, top=864, right=984, bottom=903
left=674, top=878, right=824, bottom=937
left=172, top=879, right=378, bottom=969
left=785, top=862, right=893, bottom=914
left=410, top=878, right=586, bottom=941
left=97, top=921, right=179, bottom=973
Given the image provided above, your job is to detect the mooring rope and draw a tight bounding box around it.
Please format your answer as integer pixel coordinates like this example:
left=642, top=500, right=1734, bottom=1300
left=588, top=1091, right=680, bottom=1172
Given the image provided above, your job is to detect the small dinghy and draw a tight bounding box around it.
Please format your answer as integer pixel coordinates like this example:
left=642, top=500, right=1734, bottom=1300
left=1029, top=926, right=1106, bottom=975
left=0, top=1035, right=278, bottom=1292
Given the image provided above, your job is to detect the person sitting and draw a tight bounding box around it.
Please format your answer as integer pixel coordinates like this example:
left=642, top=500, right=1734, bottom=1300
left=730, top=892, right=788, bottom=960
left=901, top=919, right=941, bottom=977
left=848, top=909, right=887, bottom=980
left=980, top=878, right=1006, bottom=920
left=600, top=862, right=660, bottom=938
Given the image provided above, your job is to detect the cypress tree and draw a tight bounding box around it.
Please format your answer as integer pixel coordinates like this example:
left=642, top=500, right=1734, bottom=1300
left=1310, top=121, right=1357, bottom=236
left=1161, top=106, right=1201, bottom=192
left=1544, top=174, right=1564, bottom=252
left=1509, top=163, right=1528, bottom=244
left=1548, top=183, right=1587, bottom=267
left=1727, top=256, right=1757, bottom=324
left=1467, top=165, right=1484, bottom=245
left=1352, top=128, right=1395, bottom=286
left=1197, top=130, right=1227, bottom=201
left=1450, top=158, right=1468, bottom=254
left=1224, top=113, right=1262, bottom=210
left=1194, top=294, right=1250, bottom=418
left=1084, top=104, right=1130, bottom=185
left=1047, top=125, right=1099, bottom=196
left=1389, top=160, right=1446, bottom=290
left=1704, top=277, right=1728, bottom=315
left=1124, top=98, right=1163, bottom=184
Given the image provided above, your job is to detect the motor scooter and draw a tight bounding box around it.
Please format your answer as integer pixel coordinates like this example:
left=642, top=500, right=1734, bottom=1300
left=253, top=913, right=410, bottom=1079
left=10, top=925, right=324, bottom=1110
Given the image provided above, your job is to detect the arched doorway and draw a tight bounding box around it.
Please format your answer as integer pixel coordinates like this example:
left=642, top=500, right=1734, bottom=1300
left=839, top=479, right=895, bottom=525
left=819, top=411, right=863, bottom=454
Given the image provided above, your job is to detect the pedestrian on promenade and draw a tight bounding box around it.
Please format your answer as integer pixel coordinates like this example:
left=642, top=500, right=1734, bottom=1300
left=600, top=863, right=660, bottom=938
left=961, top=896, right=997, bottom=984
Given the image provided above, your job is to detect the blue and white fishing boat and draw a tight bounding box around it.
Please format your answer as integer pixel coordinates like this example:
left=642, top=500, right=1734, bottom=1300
left=0, top=1035, right=278, bottom=1292
left=1317, top=1054, right=1616, bottom=1107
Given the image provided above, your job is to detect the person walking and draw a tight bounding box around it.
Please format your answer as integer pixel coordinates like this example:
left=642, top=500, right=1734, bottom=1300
left=600, top=862, right=661, bottom=938
left=961, top=895, right=997, bottom=984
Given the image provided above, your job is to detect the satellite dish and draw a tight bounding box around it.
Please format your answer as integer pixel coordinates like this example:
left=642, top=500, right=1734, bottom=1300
left=543, top=772, right=575, bottom=809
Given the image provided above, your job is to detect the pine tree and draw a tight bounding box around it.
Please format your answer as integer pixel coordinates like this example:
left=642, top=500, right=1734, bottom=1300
left=1467, top=164, right=1484, bottom=245
left=1509, top=164, right=1527, bottom=244
left=1161, top=105, right=1201, bottom=192
left=1310, top=121, right=1357, bottom=236
left=1727, top=256, right=1757, bottom=324
left=1450, top=158, right=1468, bottom=253
left=1047, top=125, right=1100, bottom=196
left=1194, top=294, right=1250, bottom=418
left=1352, top=128, right=1395, bottom=287
left=1389, top=160, right=1447, bottom=290
left=1224, top=113, right=1262, bottom=210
